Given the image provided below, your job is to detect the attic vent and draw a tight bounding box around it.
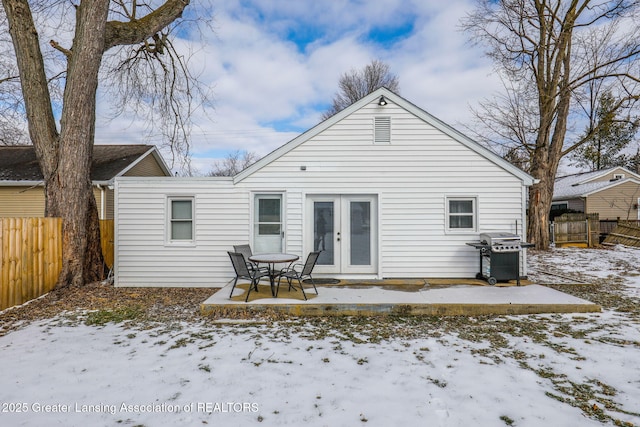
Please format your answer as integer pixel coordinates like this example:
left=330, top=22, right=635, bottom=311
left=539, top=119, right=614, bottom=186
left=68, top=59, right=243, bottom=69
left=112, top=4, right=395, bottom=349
left=374, top=116, right=391, bottom=144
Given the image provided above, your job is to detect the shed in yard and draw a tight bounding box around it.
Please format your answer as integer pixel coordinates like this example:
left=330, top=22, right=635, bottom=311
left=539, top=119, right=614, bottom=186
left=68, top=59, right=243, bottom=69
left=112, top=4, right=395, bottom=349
left=114, top=88, right=535, bottom=287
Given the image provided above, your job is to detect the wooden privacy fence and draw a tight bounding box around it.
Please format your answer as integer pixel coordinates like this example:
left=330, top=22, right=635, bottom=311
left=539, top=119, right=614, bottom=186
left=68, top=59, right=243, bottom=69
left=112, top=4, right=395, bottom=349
left=100, top=219, right=114, bottom=270
left=1, top=218, right=62, bottom=311
left=551, top=213, right=600, bottom=247
left=603, top=222, right=640, bottom=247
left=0, top=218, right=114, bottom=311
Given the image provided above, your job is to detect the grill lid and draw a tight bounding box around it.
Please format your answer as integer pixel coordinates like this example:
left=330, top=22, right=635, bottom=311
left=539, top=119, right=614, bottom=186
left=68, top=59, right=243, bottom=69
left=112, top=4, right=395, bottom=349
left=480, top=232, right=521, bottom=246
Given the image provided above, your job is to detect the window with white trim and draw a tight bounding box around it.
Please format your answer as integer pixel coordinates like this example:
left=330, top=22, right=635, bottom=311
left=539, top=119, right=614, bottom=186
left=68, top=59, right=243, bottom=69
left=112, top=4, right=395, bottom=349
left=446, top=197, right=476, bottom=231
left=168, top=197, right=194, bottom=242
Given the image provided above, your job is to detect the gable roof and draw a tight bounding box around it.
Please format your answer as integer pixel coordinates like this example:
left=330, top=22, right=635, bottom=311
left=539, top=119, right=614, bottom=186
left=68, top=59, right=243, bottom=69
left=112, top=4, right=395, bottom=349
left=553, top=167, right=640, bottom=199
left=0, top=144, right=171, bottom=184
left=234, top=87, right=535, bottom=185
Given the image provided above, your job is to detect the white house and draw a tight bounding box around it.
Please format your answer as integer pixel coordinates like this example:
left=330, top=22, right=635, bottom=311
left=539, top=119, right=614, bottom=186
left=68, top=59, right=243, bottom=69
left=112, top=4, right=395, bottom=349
left=114, top=88, right=535, bottom=287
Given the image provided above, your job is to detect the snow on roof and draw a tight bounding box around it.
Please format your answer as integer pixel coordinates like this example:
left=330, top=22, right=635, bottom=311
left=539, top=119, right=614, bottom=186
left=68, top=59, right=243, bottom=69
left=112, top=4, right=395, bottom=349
left=553, top=167, right=640, bottom=199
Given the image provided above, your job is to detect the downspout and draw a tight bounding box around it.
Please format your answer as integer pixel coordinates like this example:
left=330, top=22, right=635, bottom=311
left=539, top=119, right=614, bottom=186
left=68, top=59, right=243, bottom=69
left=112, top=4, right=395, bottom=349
left=96, top=184, right=106, bottom=220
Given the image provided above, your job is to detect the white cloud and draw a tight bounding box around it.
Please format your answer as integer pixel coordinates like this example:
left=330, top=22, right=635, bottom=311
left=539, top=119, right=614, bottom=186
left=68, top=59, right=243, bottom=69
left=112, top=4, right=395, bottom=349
left=94, top=0, right=501, bottom=174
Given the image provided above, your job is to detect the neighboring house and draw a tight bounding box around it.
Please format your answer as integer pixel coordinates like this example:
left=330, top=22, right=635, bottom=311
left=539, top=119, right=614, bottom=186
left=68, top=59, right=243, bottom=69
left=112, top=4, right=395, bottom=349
left=114, top=88, right=535, bottom=287
left=553, top=167, right=640, bottom=221
left=0, top=144, right=171, bottom=219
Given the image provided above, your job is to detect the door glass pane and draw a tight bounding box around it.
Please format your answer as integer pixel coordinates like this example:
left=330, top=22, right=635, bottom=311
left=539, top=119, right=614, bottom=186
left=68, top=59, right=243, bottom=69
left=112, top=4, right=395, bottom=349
left=350, top=201, right=371, bottom=265
left=259, top=199, right=280, bottom=222
left=314, top=202, right=334, bottom=265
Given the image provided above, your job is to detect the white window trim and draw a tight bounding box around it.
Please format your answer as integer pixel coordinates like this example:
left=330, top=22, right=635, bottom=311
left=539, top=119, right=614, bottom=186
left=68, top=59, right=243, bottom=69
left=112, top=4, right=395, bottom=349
left=445, top=196, right=478, bottom=233
left=166, top=196, right=195, bottom=246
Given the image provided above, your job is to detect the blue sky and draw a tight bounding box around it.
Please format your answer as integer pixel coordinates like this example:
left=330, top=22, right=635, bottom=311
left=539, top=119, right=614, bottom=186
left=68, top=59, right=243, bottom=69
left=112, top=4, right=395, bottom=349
left=94, top=0, right=502, bottom=174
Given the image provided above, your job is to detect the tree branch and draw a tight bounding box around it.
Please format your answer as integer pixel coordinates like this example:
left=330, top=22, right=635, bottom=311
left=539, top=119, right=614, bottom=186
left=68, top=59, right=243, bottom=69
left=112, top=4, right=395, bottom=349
left=49, top=39, right=72, bottom=57
left=104, top=0, right=190, bottom=51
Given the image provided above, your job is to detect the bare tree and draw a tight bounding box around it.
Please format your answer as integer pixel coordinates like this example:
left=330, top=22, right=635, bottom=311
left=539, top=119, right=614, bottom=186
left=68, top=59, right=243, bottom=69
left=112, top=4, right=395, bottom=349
left=322, top=59, right=399, bottom=121
left=0, top=114, right=28, bottom=145
left=0, top=0, right=197, bottom=287
left=207, top=150, right=260, bottom=177
left=462, top=0, right=640, bottom=249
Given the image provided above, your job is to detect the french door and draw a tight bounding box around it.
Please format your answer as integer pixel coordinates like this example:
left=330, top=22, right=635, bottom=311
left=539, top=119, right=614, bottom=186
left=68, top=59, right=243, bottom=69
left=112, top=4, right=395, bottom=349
left=306, top=195, right=377, bottom=274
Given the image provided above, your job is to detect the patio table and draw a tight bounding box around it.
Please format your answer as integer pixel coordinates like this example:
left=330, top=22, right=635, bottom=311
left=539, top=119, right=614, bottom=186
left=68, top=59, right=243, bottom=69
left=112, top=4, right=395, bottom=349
left=249, top=253, right=299, bottom=296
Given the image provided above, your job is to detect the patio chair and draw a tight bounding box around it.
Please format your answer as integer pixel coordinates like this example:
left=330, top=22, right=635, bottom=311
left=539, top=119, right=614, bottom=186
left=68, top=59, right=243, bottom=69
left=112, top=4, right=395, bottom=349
left=233, top=244, right=269, bottom=274
left=277, top=251, right=321, bottom=300
left=227, top=251, right=270, bottom=302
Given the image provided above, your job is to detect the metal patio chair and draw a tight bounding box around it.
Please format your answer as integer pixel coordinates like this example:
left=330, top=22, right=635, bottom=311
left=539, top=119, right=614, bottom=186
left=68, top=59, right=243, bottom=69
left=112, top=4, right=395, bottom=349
left=277, top=251, right=321, bottom=300
left=227, top=251, right=270, bottom=302
left=233, top=244, right=269, bottom=274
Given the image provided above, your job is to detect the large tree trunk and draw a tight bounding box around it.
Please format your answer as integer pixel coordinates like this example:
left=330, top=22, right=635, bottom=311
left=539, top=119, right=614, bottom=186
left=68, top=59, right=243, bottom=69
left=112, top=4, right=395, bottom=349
left=527, top=170, right=553, bottom=250
left=53, top=1, right=110, bottom=287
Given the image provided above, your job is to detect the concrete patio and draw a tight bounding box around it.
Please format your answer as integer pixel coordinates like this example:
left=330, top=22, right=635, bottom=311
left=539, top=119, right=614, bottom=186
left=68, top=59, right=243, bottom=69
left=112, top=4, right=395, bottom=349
left=200, top=278, right=601, bottom=316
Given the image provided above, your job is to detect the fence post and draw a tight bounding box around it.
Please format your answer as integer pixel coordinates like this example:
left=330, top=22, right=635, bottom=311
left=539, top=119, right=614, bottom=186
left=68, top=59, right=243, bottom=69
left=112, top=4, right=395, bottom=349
left=586, top=219, right=591, bottom=247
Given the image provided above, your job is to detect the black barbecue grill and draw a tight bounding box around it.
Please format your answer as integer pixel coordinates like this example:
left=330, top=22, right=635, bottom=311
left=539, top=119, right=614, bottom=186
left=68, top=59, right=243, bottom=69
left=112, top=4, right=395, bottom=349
left=466, top=232, right=534, bottom=285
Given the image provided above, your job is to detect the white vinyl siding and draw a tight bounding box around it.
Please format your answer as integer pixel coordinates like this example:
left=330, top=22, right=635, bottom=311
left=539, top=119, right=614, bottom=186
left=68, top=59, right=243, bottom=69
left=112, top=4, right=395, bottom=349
left=115, top=177, right=244, bottom=287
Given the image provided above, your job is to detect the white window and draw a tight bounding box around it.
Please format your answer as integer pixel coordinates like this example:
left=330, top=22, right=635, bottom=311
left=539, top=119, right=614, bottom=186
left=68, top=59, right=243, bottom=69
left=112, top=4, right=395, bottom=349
left=168, top=197, right=194, bottom=242
left=374, top=116, right=391, bottom=144
left=446, top=197, right=477, bottom=231
left=613, top=173, right=625, bottom=180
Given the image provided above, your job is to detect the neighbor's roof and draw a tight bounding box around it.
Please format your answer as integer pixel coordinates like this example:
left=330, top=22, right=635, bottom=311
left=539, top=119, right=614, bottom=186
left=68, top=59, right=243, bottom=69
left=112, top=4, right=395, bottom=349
left=553, top=167, right=640, bottom=199
left=234, top=87, right=536, bottom=186
left=0, top=144, right=171, bottom=183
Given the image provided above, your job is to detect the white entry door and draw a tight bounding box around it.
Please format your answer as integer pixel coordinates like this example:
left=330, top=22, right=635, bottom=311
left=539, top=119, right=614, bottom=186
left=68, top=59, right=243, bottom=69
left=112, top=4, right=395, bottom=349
left=307, top=195, right=377, bottom=274
left=253, top=194, right=283, bottom=253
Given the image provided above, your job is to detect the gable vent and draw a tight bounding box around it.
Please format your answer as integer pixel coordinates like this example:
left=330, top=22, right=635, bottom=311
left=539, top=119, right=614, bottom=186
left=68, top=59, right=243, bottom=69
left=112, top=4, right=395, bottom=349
left=374, top=116, right=391, bottom=144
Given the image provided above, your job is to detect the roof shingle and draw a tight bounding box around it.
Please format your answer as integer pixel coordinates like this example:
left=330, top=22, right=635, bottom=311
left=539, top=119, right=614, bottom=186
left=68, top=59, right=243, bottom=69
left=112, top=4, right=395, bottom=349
left=0, top=145, right=157, bottom=182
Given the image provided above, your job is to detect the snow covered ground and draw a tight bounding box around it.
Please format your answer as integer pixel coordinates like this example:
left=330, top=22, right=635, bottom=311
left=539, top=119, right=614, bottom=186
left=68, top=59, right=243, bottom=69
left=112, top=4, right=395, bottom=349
left=1, top=246, right=639, bottom=427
